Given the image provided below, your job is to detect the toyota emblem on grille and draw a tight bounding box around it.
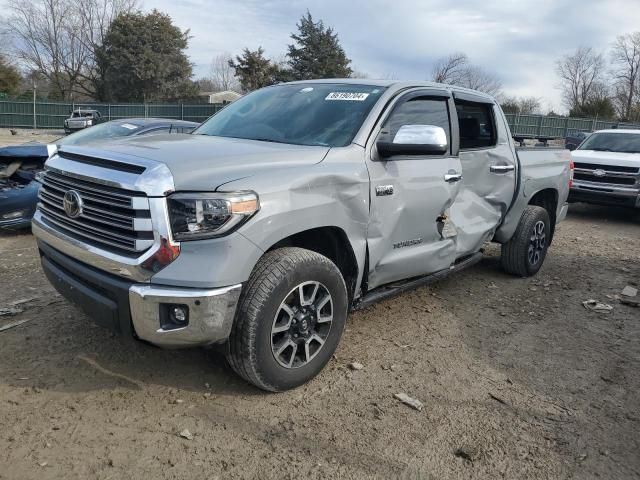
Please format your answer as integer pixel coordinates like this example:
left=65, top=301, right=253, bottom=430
left=593, top=169, right=606, bottom=177
left=63, top=190, right=83, bottom=218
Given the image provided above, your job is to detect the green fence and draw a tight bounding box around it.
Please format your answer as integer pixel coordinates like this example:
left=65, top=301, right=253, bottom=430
left=3, top=99, right=640, bottom=136
left=504, top=113, right=640, bottom=140
left=0, top=100, right=225, bottom=129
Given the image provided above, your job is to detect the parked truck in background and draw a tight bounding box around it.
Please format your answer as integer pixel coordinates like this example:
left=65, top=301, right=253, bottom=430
left=569, top=129, right=640, bottom=209
left=63, top=109, right=104, bottom=134
left=32, top=80, right=572, bottom=391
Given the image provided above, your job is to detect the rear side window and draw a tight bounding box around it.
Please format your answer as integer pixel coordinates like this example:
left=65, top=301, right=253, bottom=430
left=455, top=101, right=496, bottom=149
left=385, top=97, right=451, bottom=147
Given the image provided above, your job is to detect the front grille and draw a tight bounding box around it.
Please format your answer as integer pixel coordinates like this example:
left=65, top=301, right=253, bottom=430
left=573, top=162, right=639, bottom=187
left=574, top=162, right=639, bottom=174
left=38, top=170, right=154, bottom=256
left=574, top=172, right=637, bottom=185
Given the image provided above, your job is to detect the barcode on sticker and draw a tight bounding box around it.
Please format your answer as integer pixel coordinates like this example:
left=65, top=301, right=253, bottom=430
left=325, top=92, right=370, bottom=101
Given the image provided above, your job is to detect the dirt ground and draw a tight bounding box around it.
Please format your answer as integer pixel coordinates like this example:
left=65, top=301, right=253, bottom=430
left=0, top=129, right=63, bottom=147
left=0, top=201, right=639, bottom=479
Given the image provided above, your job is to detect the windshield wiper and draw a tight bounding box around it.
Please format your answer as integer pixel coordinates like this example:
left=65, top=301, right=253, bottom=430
left=589, top=147, right=614, bottom=152
left=251, top=138, right=290, bottom=145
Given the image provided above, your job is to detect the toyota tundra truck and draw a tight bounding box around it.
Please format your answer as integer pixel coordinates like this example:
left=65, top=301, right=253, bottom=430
left=32, top=80, right=572, bottom=391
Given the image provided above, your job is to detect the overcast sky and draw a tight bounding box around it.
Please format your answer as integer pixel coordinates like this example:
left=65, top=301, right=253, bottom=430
left=10, top=0, right=638, bottom=111
left=149, top=0, right=640, bottom=112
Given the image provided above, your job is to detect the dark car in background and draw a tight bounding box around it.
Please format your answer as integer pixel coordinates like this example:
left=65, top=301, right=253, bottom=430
left=565, top=130, right=590, bottom=151
left=1, top=118, right=199, bottom=230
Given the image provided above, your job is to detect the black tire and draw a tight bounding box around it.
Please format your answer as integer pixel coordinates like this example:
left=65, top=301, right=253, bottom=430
left=226, top=247, right=348, bottom=392
left=501, top=205, right=551, bottom=277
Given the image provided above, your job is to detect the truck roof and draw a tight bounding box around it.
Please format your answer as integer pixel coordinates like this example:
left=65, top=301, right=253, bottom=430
left=282, top=78, right=497, bottom=102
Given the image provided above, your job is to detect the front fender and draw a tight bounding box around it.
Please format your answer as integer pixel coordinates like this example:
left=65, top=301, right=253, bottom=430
left=224, top=146, right=370, bottom=293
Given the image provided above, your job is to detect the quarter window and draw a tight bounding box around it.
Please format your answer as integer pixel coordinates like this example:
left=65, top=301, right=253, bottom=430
left=455, top=101, right=496, bottom=149
left=384, top=97, right=451, bottom=150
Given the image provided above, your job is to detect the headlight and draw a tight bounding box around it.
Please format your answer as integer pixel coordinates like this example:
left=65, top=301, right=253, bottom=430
left=167, top=192, right=259, bottom=241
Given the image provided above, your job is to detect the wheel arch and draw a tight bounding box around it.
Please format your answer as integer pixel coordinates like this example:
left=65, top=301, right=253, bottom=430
left=528, top=188, right=558, bottom=243
left=266, top=226, right=360, bottom=305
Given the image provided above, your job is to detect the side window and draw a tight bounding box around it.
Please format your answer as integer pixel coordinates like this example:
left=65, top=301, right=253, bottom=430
left=455, top=101, right=496, bottom=149
left=385, top=97, right=451, bottom=148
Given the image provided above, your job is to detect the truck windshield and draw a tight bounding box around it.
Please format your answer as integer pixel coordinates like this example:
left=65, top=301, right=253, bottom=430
left=193, top=84, right=386, bottom=147
left=578, top=132, right=640, bottom=153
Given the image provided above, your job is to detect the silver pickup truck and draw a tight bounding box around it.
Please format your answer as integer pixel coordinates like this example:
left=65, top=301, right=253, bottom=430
left=32, top=80, right=572, bottom=391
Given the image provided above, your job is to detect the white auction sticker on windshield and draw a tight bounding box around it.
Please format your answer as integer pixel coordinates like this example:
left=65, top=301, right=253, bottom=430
left=120, top=123, right=138, bottom=130
left=325, top=92, right=370, bottom=101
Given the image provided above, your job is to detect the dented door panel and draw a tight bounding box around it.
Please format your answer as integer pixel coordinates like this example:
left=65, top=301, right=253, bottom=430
left=366, top=156, right=462, bottom=289
left=449, top=104, right=517, bottom=257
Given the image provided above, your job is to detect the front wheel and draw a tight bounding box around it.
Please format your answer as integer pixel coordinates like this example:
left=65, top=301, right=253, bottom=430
left=226, top=247, right=348, bottom=392
left=501, top=206, right=551, bottom=277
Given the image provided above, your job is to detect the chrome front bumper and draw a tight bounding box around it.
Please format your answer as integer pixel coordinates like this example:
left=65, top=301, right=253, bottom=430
left=129, top=284, right=241, bottom=347
left=38, top=239, right=242, bottom=348
left=570, top=182, right=640, bottom=208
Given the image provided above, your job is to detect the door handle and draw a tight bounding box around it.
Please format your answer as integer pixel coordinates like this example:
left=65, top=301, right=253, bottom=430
left=444, top=173, right=463, bottom=183
left=490, top=165, right=515, bottom=173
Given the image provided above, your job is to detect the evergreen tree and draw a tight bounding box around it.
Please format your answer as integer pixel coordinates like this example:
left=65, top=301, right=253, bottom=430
left=287, top=12, right=352, bottom=80
left=95, top=10, right=197, bottom=102
left=228, top=48, right=278, bottom=92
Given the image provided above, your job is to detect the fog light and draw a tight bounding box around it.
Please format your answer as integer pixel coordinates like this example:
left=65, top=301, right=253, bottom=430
left=169, top=305, right=188, bottom=324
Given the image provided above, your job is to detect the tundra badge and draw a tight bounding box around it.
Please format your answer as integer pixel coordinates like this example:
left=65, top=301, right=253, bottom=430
left=376, top=185, right=394, bottom=196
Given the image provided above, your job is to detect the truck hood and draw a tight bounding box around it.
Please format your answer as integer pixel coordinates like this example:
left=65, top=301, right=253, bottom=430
left=68, top=134, right=330, bottom=191
left=571, top=149, right=640, bottom=168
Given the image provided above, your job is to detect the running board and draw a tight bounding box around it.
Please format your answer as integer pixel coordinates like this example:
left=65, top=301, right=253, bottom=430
left=353, top=251, right=484, bottom=311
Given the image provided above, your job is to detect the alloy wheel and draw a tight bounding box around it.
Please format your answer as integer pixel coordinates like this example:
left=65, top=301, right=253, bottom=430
left=271, top=281, right=333, bottom=369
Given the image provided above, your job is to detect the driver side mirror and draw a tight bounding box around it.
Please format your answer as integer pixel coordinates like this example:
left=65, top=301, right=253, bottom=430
left=377, top=125, right=448, bottom=158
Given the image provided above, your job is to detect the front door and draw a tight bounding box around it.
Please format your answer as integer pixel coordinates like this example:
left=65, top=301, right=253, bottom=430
left=366, top=90, right=463, bottom=290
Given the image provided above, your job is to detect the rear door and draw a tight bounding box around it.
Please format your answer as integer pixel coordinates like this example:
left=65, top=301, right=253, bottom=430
left=366, top=89, right=463, bottom=290
left=448, top=93, right=517, bottom=256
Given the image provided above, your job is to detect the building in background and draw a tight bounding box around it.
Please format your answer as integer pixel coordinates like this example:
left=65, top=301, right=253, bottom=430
left=199, top=90, right=242, bottom=104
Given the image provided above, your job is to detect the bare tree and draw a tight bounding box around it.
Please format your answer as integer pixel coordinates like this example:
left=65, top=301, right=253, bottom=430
left=3, top=0, right=138, bottom=100
left=380, top=72, right=400, bottom=80
left=430, top=53, right=502, bottom=97
left=555, top=46, right=606, bottom=111
left=500, top=96, right=541, bottom=115
left=460, top=65, right=503, bottom=97
left=610, top=32, right=640, bottom=120
left=76, top=0, right=139, bottom=98
left=431, top=52, right=468, bottom=84
left=209, top=53, right=239, bottom=92
left=350, top=68, right=369, bottom=79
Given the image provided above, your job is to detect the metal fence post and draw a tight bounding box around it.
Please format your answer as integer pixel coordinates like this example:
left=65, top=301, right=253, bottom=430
left=181, top=103, right=184, bottom=120
left=537, top=115, right=543, bottom=138
left=32, top=88, right=36, bottom=130
left=108, top=104, right=111, bottom=121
